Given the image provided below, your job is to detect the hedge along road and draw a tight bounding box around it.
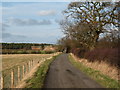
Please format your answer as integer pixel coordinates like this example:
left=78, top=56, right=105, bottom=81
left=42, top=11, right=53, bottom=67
left=43, top=54, right=103, bottom=88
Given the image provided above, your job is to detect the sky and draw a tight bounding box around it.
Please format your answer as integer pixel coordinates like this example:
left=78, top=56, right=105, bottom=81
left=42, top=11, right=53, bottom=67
left=0, top=2, right=69, bottom=44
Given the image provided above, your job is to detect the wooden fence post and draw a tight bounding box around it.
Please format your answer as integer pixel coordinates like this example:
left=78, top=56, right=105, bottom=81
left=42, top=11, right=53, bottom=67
left=32, top=60, right=33, bottom=66
left=34, top=60, right=35, bottom=65
left=118, top=69, right=120, bottom=83
left=22, top=65, right=24, bottom=79
left=29, top=61, right=30, bottom=72
left=11, top=69, right=14, bottom=88
left=24, top=64, right=26, bottom=75
left=30, top=60, right=32, bottom=70
left=31, top=60, right=33, bottom=68
left=17, top=66, right=20, bottom=82
left=26, top=63, right=27, bottom=74
left=29, top=61, right=30, bottom=71
left=33, top=60, right=35, bottom=66
left=0, top=76, right=3, bottom=89
left=27, top=63, right=28, bottom=73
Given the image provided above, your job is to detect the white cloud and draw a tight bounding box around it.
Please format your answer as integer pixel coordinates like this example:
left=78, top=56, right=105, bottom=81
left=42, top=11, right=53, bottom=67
left=2, top=2, right=68, bottom=43
left=2, top=0, right=72, bottom=2
left=0, top=23, right=10, bottom=31
left=6, top=18, right=52, bottom=26
left=38, top=10, right=56, bottom=16
left=2, top=32, right=27, bottom=39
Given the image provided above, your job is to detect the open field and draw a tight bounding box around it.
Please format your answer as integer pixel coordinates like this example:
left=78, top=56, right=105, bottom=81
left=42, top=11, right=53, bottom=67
left=1, top=53, right=57, bottom=88
left=2, top=54, right=54, bottom=71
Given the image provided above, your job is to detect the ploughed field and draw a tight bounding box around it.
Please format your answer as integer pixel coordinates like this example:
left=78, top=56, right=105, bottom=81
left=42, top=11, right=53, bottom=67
left=2, top=54, right=54, bottom=71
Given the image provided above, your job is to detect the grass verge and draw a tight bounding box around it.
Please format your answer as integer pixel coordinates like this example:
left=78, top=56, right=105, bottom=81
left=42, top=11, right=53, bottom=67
left=68, top=54, right=120, bottom=88
left=25, top=54, right=60, bottom=88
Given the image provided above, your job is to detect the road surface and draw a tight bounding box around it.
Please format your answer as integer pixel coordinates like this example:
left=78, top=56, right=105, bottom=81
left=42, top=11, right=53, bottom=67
left=43, top=54, right=103, bottom=88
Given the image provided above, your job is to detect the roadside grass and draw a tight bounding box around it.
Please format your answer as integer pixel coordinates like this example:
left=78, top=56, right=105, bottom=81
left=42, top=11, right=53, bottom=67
left=25, top=54, right=59, bottom=88
left=68, top=54, right=120, bottom=88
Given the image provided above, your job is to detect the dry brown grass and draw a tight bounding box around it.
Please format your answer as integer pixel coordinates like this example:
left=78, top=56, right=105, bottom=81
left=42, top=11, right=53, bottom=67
left=1, top=54, right=54, bottom=71
left=70, top=53, right=119, bottom=81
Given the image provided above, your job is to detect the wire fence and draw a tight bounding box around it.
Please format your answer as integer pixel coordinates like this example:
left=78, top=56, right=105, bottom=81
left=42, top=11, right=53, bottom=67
left=0, top=52, right=60, bottom=89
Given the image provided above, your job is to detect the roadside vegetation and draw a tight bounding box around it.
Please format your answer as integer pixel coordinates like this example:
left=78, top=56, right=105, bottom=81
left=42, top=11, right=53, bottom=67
left=69, top=54, right=120, bottom=88
left=58, top=2, right=119, bottom=68
left=25, top=55, right=59, bottom=88
left=57, top=2, right=119, bottom=86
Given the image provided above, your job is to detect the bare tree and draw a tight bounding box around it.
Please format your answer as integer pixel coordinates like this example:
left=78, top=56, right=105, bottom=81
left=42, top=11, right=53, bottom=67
left=61, top=2, right=119, bottom=50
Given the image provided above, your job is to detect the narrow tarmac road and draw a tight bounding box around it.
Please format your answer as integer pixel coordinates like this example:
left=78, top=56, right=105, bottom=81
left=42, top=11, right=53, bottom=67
left=43, top=54, right=102, bottom=88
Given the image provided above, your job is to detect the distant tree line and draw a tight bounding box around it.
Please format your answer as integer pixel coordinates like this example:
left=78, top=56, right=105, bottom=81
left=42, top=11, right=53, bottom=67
left=2, top=43, right=53, bottom=50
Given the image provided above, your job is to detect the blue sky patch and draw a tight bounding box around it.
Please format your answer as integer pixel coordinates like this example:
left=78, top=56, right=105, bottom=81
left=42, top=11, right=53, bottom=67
left=1, top=2, right=69, bottom=44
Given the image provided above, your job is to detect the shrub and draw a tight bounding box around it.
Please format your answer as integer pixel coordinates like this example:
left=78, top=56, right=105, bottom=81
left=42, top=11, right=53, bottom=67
left=31, top=50, right=37, bottom=54
left=40, top=51, right=46, bottom=54
left=45, top=51, right=55, bottom=54
left=84, top=48, right=119, bottom=67
left=71, top=48, right=87, bottom=58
